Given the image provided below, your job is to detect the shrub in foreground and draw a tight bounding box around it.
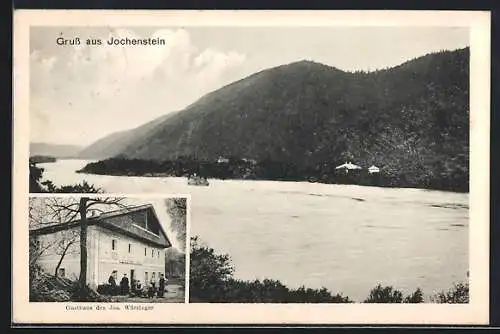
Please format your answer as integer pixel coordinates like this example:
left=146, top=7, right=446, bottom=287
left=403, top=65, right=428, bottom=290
left=431, top=281, right=469, bottom=304
left=189, top=236, right=350, bottom=303
left=363, top=285, right=424, bottom=303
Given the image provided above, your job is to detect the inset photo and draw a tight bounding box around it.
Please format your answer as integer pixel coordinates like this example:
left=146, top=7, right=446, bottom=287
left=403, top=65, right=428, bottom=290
left=28, top=195, right=188, bottom=303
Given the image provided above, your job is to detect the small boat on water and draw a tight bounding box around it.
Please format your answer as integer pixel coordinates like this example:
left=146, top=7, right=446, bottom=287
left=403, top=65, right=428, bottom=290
left=187, top=174, right=210, bottom=186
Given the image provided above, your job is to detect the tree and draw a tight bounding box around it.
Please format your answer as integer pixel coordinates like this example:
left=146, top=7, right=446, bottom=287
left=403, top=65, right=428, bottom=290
left=43, top=180, right=102, bottom=193
left=30, top=197, right=85, bottom=276
left=364, top=284, right=404, bottom=303
left=363, top=284, right=425, bottom=303
left=189, top=236, right=234, bottom=301
left=189, top=236, right=352, bottom=303
left=165, top=198, right=187, bottom=250
left=29, top=163, right=45, bottom=193
left=53, top=229, right=79, bottom=277
left=431, top=281, right=469, bottom=303
left=403, top=288, right=424, bottom=303
left=164, top=247, right=185, bottom=278
left=41, top=196, right=126, bottom=287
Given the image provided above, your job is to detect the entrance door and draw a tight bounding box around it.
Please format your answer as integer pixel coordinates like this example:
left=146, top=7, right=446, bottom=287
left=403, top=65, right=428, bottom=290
left=130, top=269, right=135, bottom=285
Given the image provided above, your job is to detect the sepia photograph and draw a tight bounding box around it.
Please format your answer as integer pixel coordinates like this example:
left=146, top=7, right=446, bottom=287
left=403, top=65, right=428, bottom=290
left=13, top=10, right=490, bottom=324
left=29, top=25, right=471, bottom=304
left=29, top=195, right=188, bottom=303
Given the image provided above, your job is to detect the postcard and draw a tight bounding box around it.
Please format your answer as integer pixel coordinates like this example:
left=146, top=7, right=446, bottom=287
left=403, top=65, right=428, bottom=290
left=13, top=9, right=491, bottom=324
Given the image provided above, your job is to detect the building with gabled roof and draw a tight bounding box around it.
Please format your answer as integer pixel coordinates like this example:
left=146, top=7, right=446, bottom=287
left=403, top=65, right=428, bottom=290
left=30, top=204, right=172, bottom=289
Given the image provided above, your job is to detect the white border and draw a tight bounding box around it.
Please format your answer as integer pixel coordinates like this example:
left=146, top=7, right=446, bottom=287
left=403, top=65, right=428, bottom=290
left=12, top=10, right=491, bottom=325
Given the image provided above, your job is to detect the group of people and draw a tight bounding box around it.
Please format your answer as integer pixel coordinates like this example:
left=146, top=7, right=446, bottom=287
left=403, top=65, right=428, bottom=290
left=108, top=271, right=167, bottom=298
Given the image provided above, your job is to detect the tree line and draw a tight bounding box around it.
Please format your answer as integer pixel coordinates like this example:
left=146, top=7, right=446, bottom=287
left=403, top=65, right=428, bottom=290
left=78, top=156, right=468, bottom=192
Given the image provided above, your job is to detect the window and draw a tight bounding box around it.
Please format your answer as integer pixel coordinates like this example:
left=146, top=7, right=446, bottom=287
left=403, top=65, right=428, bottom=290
left=131, top=211, right=147, bottom=229
left=112, top=239, right=117, bottom=250
left=151, top=249, right=154, bottom=258
left=128, top=244, right=131, bottom=253
left=144, top=247, right=147, bottom=256
left=157, top=250, right=160, bottom=258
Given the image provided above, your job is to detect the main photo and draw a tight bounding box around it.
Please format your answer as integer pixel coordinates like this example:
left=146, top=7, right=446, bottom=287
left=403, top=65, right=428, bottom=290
left=29, top=26, right=469, bottom=303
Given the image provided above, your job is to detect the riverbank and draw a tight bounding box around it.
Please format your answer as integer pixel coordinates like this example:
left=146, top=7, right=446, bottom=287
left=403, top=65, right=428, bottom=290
left=77, top=157, right=469, bottom=193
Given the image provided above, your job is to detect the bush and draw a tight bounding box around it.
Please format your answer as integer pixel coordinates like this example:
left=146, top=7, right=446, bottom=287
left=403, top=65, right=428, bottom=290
left=189, top=236, right=351, bottom=303
left=403, top=287, right=424, bottom=303
left=364, top=285, right=425, bottom=303
left=29, top=272, right=109, bottom=302
left=364, top=284, right=404, bottom=303
left=42, top=180, right=102, bottom=193
left=70, top=283, right=109, bottom=302
left=97, top=284, right=120, bottom=296
left=431, top=281, right=469, bottom=303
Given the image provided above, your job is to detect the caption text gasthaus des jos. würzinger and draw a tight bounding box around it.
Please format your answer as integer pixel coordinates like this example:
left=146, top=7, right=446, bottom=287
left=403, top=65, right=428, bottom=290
left=65, top=304, right=155, bottom=311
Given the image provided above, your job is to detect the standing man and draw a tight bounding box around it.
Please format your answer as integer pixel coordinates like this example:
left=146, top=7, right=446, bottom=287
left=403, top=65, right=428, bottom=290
left=150, top=276, right=157, bottom=298
left=120, top=273, right=130, bottom=295
left=158, top=274, right=166, bottom=298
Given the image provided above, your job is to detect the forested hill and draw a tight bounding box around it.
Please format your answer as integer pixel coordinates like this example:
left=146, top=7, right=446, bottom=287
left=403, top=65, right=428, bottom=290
left=81, top=47, right=469, bottom=190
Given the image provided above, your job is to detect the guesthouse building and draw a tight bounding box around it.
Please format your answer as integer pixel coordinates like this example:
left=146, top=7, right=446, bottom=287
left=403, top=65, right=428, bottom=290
left=30, top=204, right=172, bottom=289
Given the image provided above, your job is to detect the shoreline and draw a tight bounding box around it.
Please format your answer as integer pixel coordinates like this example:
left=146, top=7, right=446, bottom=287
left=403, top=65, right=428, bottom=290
left=74, top=169, right=470, bottom=194
left=72, top=155, right=469, bottom=194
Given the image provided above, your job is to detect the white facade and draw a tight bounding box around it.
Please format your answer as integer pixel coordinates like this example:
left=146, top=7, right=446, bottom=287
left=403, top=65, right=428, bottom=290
left=34, top=225, right=167, bottom=289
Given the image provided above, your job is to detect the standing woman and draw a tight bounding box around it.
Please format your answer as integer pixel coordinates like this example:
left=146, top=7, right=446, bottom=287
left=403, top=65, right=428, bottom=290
left=158, top=274, right=166, bottom=298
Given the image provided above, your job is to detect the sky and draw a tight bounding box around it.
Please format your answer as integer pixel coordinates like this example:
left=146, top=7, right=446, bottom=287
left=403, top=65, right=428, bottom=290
left=29, top=26, right=469, bottom=146
left=30, top=196, right=186, bottom=251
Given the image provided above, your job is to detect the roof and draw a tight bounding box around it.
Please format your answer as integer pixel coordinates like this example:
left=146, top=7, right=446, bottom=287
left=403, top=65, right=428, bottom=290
left=30, top=204, right=172, bottom=248
left=335, top=162, right=362, bottom=170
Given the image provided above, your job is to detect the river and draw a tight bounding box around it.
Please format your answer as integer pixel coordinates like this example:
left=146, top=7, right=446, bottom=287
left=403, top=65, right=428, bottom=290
left=37, top=159, right=469, bottom=302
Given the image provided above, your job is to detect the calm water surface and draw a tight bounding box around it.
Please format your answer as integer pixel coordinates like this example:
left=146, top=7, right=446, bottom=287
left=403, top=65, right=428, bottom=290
left=39, top=159, right=469, bottom=302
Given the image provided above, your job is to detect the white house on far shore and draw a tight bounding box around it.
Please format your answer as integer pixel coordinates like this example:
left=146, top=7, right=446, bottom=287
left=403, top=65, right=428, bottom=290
left=30, top=204, right=172, bottom=289
left=368, top=165, right=380, bottom=174
left=335, top=161, right=362, bottom=173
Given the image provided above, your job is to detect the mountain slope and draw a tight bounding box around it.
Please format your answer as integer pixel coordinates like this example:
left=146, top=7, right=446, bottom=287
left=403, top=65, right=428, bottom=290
left=78, top=112, right=177, bottom=159
left=30, top=142, right=83, bottom=158
left=81, top=48, right=469, bottom=188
